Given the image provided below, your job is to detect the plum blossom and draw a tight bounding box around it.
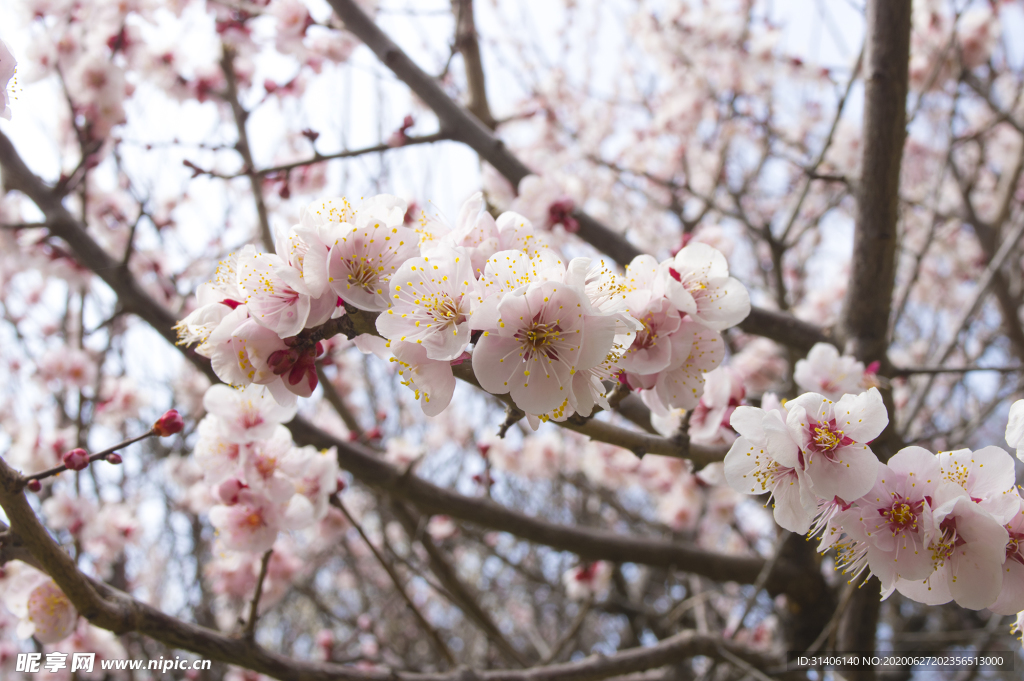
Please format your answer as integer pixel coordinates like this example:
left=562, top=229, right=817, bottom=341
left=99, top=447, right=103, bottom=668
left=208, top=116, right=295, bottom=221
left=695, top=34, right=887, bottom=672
left=447, top=192, right=501, bottom=275
left=562, top=562, right=612, bottom=601
left=389, top=341, right=456, bottom=417
left=793, top=343, right=867, bottom=401
left=376, top=245, right=478, bottom=360
left=325, top=195, right=419, bottom=311
left=1007, top=399, right=1024, bottom=461
left=724, top=405, right=817, bottom=533
left=209, top=489, right=287, bottom=553
left=617, top=255, right=681, bottom=376
left=662, top=242, right=751, bottom=331
left=785, top=388, right=887, bottom=502
left=472, top=279, right=616, bottom=415
left=688, top=366, right=745, bottom=447
left=0, top=561, right=78, bottom=643
left=203, top=384, right=297, bottom=443
left=0, top=38, right=15, bottom=120
left=643, top=319, right=726, bottom=413
left=824, top=447, right=941, bottom=596
left=238, top=246, right=314, bottom=338
left=279, top=445, right=340, bottom=521
left=990, top=497, right=1024, bottom=616
left=936, top=446, right=1020, bottom=524
left=895, top=489, right=1009, bottom=610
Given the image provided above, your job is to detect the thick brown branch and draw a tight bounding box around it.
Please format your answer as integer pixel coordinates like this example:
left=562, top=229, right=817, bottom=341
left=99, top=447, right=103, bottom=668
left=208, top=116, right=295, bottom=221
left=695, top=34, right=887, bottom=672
left=836, top=0, right=911, bottom=672
left=840, top=0, right=910, bottom=363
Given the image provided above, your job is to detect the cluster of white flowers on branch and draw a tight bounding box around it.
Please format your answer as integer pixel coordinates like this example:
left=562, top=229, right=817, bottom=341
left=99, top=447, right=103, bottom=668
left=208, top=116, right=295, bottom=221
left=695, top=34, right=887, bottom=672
left=176, top=192, right=751, bottom=427
left=726, top=390, right=1024, bottom=615
left=192, top=384, right=341, bottom=554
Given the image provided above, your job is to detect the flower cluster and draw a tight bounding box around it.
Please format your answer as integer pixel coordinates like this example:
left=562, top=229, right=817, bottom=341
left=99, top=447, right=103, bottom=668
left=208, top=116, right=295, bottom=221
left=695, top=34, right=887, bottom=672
left=177, top=193, right=751, bottom=423
left=191, top=384, right=340, bottom=553
left=725, top=389, right=1024, bottom=613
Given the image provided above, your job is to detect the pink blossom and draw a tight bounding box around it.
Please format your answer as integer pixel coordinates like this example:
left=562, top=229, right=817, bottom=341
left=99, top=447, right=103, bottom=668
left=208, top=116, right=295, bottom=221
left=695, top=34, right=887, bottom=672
left=82, top=503, right=140, bottom=577
left=644, top=319, right=726, bottom=412
left=895, top=489, right=1009, bottom=610
left=472, top=279, right=613, bottom=415
left=785, top=388, right=887, bottom=502
left=793, top=343, right=866, bottom=401
left=325, top=195, right=418, bottom=311
left=42, top=490, right=97, bottom=536
left=209, top=489, right=286, bottom=553
left=447, top=192, right=500, bottom=276
left=827, top=447, right=942, bottom=597
left=389, top=341, right=456, bottom=417
left=279, top=445, right=340, bottom=521
left=0, top=38, right=15, bottom=120
left=688, top=366, right=745, bottom=447
left=376, top=245, right=478, bottom=360
left=203, top=384, right=297, bottom=443
left=937, top=446, right=1020, bottom=524
left=724, top=405, right=817, bottom=533
left=662, top=242, right=750, bottom=331
left=562, top=561, right=612, bottom=601
left=1006, top=399, right=1024, bottom=462
left=238, top=246, right=313, bottom=338
left=618, top=257, right=681, bottom=375
left=0, top=562, right=78, bottom=643
left=990, top=496, right=1024, bottom=616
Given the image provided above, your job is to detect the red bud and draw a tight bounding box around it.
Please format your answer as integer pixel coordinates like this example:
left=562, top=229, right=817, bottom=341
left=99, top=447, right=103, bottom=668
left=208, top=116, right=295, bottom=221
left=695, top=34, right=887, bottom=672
left=27, top=479, right=42, bottom=492
left=154, top=409, right=184, bottom=436
left=106, top=453, right=123, bottom=465
left=63, top=448, right=90, bottom=471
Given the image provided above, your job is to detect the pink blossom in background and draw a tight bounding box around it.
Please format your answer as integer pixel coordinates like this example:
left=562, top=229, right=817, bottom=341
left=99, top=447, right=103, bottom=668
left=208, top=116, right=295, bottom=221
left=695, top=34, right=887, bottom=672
left=0, top=38, right=15, bottom=120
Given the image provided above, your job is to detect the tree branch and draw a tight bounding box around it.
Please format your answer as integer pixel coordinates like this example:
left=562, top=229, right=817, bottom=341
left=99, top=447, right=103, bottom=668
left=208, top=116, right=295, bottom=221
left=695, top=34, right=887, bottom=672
left=243, top=549, right=274, bottom=640
left=451, top=0, right=496, bottom=129
left=220, top=46, right=275, bottom=250
left=839, top=0, right=910, bottom=364
left=837, top=0, right=912, bottom=673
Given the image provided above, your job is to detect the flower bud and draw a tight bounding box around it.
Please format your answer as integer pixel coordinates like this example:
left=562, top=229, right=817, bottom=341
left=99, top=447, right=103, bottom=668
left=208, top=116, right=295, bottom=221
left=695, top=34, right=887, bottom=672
left=106, top=453, right=123, bottom=465
left=153, top=409, right=184, bottom=436
left=62, top=448, right=90, bottom=471
left=26, top=479, right=42, bottom=492
left=216, top=478, right=247, bottom=505
left=268, top=348, right=300, bottom=375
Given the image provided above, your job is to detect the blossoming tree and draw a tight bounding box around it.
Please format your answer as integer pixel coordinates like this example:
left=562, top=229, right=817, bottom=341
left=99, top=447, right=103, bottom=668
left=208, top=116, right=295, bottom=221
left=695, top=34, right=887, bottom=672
left=1, top=0, right=1023, bottom=680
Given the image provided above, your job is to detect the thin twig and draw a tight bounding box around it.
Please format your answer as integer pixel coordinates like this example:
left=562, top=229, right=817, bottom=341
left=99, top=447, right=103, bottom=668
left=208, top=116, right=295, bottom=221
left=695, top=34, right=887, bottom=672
left=900, top=215, right=1024, bottom=433
left=243, top=549, right=274, bottom=641
left=332, top=496, right=458, bottom=667
left=726, top=532, right=789, bottom=640
left=20, top=429, right=156, bottom=489
left=889, top=365, right=1023, bottom=377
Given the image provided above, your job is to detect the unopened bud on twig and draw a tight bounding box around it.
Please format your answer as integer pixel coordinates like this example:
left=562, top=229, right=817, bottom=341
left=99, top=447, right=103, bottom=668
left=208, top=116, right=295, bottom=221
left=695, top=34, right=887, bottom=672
left=62, top=448, right=90, bottom=471
left=154, top=409, right=184, bottom=436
